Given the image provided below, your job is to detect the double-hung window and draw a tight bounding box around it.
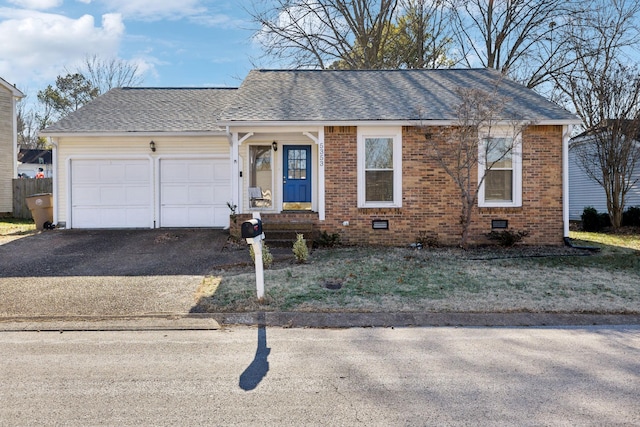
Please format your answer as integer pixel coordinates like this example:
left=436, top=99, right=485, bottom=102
left=478, top=128, right=522, bottom=207
left=357, top=127, right=402, bottom=208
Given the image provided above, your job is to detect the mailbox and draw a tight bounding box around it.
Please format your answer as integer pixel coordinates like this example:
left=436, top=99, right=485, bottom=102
left=241, top=218, right=263, bottom=238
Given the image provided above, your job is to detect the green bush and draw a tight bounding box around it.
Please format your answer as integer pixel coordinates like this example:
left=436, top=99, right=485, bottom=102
left=486, top=230, right=529, bottom=247
left=249, top=243, right=273, bottom=268
left=292, top=233, right=309, bottom=263
left=581, top=207, right=610, bottom=231
left=623, top=206, right=640, bottom=227
left=315, top=230, right=341, bottom=248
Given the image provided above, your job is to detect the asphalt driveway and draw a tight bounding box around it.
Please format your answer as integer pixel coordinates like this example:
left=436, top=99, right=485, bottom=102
left=0, top=228, right=250, bottom=319
left=0, top=228, right=242, bottom=277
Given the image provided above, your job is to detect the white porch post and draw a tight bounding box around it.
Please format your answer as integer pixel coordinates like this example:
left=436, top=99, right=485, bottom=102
left=303, top=128, right=326, bottom=221
left=230, top=131, right=240, bottom=215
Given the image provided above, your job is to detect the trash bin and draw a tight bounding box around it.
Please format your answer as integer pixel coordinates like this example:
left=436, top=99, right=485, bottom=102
left=25, top=193, right=53, bottom=230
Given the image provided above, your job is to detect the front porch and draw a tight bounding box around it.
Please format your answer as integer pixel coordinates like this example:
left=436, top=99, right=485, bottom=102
left=230, top=211, right=319, bottom=247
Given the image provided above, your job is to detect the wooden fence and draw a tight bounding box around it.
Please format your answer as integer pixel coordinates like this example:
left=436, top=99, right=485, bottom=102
left=12, top=178, right=53, bottom=219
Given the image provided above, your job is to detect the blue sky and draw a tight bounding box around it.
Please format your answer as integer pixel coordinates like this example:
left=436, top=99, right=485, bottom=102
left=0, top=0, right=263, bottom=103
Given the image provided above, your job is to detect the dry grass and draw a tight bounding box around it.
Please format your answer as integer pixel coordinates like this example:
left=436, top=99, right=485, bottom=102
left=0, top=218, right=37, bottom=244
left=196, top=236, right=640, bottom=314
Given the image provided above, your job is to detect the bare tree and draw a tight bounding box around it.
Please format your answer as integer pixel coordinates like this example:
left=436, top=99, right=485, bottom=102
left=248, top=0, right=399, bottom=69
left=449, top=0, right=581, bottom=89
left=16, top=100, right=47, bottom=148
left=73, top=54, right=144, bottom=94
left=556, top=0, right=640, bottom=229
left=421, top=85, right=528, bottom=248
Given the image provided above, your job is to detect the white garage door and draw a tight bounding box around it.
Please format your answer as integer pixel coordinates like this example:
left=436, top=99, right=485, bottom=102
left=160, top=158, right=231, bottom=227
left=71, top=159, right=152, bottom=228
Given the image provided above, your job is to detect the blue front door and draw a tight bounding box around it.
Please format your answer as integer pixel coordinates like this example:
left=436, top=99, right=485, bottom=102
left=283, top=145, right=311, bottom=208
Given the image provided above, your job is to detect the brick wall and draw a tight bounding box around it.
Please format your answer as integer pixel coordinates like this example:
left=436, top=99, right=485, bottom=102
left=318, top=124, right=564, bottom=246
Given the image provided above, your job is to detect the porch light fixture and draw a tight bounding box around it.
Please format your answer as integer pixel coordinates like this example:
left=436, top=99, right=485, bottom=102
left=149, top=141, right=156, bottom=152
left=272, top=141, right=278, bottom=151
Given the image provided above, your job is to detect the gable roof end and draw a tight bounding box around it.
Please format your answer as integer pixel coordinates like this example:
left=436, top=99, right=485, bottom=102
left=0, top=77, right=24, bottom=98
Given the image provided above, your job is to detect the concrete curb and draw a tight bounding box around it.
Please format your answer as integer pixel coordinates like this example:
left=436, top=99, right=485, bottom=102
left=213, top=312, right=640, bottom=328
left=2, top=312, right=640, bottom=331
left=0, top=314, right=221, bottom=331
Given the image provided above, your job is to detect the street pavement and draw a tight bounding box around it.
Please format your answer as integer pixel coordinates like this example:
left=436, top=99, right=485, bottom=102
left=1, top=326, right=639, bottom=426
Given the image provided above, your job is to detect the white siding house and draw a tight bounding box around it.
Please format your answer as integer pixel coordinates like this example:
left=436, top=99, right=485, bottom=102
left=0, top=77, right=24, bottom=214
left=569, top=137, right=640, bottom=220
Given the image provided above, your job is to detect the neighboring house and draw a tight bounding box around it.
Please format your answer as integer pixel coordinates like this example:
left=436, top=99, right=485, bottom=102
left=569, top=131, right=640, bottom=220
left=17, top=149, right=53, bottom=178
left=41, top=69, right=579, bottom=246
left=0, top=77, right=25, bottom=215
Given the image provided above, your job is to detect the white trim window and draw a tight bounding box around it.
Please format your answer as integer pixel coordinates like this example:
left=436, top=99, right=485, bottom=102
left=478, top=128, right=522, bottom=207
left=357, top=127, right=402, bottom=208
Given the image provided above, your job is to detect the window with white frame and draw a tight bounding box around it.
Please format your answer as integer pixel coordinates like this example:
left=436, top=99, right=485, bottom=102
left=478, top=129, right=522, bottom=207
left=357, top=127, right=402, bottom=208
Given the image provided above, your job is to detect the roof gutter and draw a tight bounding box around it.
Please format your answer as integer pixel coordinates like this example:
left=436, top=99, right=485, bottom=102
left=220, top=119, right=582, bottom=128
left=38, top=130, right=228, bottom=138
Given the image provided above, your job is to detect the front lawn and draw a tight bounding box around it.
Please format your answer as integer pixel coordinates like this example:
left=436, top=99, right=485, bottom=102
left=194, top=232, right=640, bottom=314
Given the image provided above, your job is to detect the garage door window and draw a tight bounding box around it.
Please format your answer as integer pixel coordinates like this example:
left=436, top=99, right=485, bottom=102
left=249, top=145, right=273, bottom=208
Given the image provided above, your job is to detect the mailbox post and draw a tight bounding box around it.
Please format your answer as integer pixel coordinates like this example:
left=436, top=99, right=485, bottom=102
left=241, top=216, right=266, bottom=300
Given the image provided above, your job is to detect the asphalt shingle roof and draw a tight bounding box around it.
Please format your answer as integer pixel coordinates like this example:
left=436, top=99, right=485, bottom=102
left=220, top=68, right=578, bottom=123
left=42, top=87, right=237, bottom=133
left=42, top=68, right=578, bottom=134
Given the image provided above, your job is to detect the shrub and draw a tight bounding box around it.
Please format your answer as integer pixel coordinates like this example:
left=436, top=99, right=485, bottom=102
left=416, top=230, right=439, bottom=248
left=292, top=233, right=309, bottom=263
left=581, top=207, right=610, bottom=231
left=249, top=243, right=273, bottom=268
left=315, top=230, right=341, bottom=248
left=623, top=206, right=640, bottom=227
left=486, top=230, right=529, bottom=247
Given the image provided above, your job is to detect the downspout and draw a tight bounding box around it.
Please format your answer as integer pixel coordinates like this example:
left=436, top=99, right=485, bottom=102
left=12, top=95, right=19, bottom=180
left=562, top=124, right=571, bottom=239
left=48, top=137, right=59, bottom=226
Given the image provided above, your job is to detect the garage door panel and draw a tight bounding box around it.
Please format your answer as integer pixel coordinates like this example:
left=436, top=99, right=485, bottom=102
left=124, top=186, right=152, bottom=204
left=71, top=159, right=152, bottom=228
left=161, top=206, right=213, bottom=228
left=160, top=158, right=230, bottom=227
left=213, top=163, right=231, bottom=180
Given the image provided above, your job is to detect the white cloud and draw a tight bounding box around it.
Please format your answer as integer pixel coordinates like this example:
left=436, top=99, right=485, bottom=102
left=190, top=13, right=246, bottom=29
left=6, top=0, right=62, bottom=10
left=100, top=0, right=206, bottom=21
left=0, top=8, right=124, bottom=87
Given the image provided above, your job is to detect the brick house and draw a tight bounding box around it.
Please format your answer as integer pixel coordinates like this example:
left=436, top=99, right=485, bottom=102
left=41, top=68, right=579, bottom=246
left=0, top=77, right=24, bottom=215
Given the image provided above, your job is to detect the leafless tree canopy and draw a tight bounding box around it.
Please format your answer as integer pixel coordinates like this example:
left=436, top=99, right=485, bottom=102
left=449, top=0, right=584, bottom=89
left=248, top=0, right=398, bottom=69
left=74, top=54, right=144, bottom=94
left=248, top=0, right=460, bottom=69
left=16, top=98, right=46, bottom=148
left=557, top=0, right=640, bottom=228
left=249, top=0, right=588, bottom=89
